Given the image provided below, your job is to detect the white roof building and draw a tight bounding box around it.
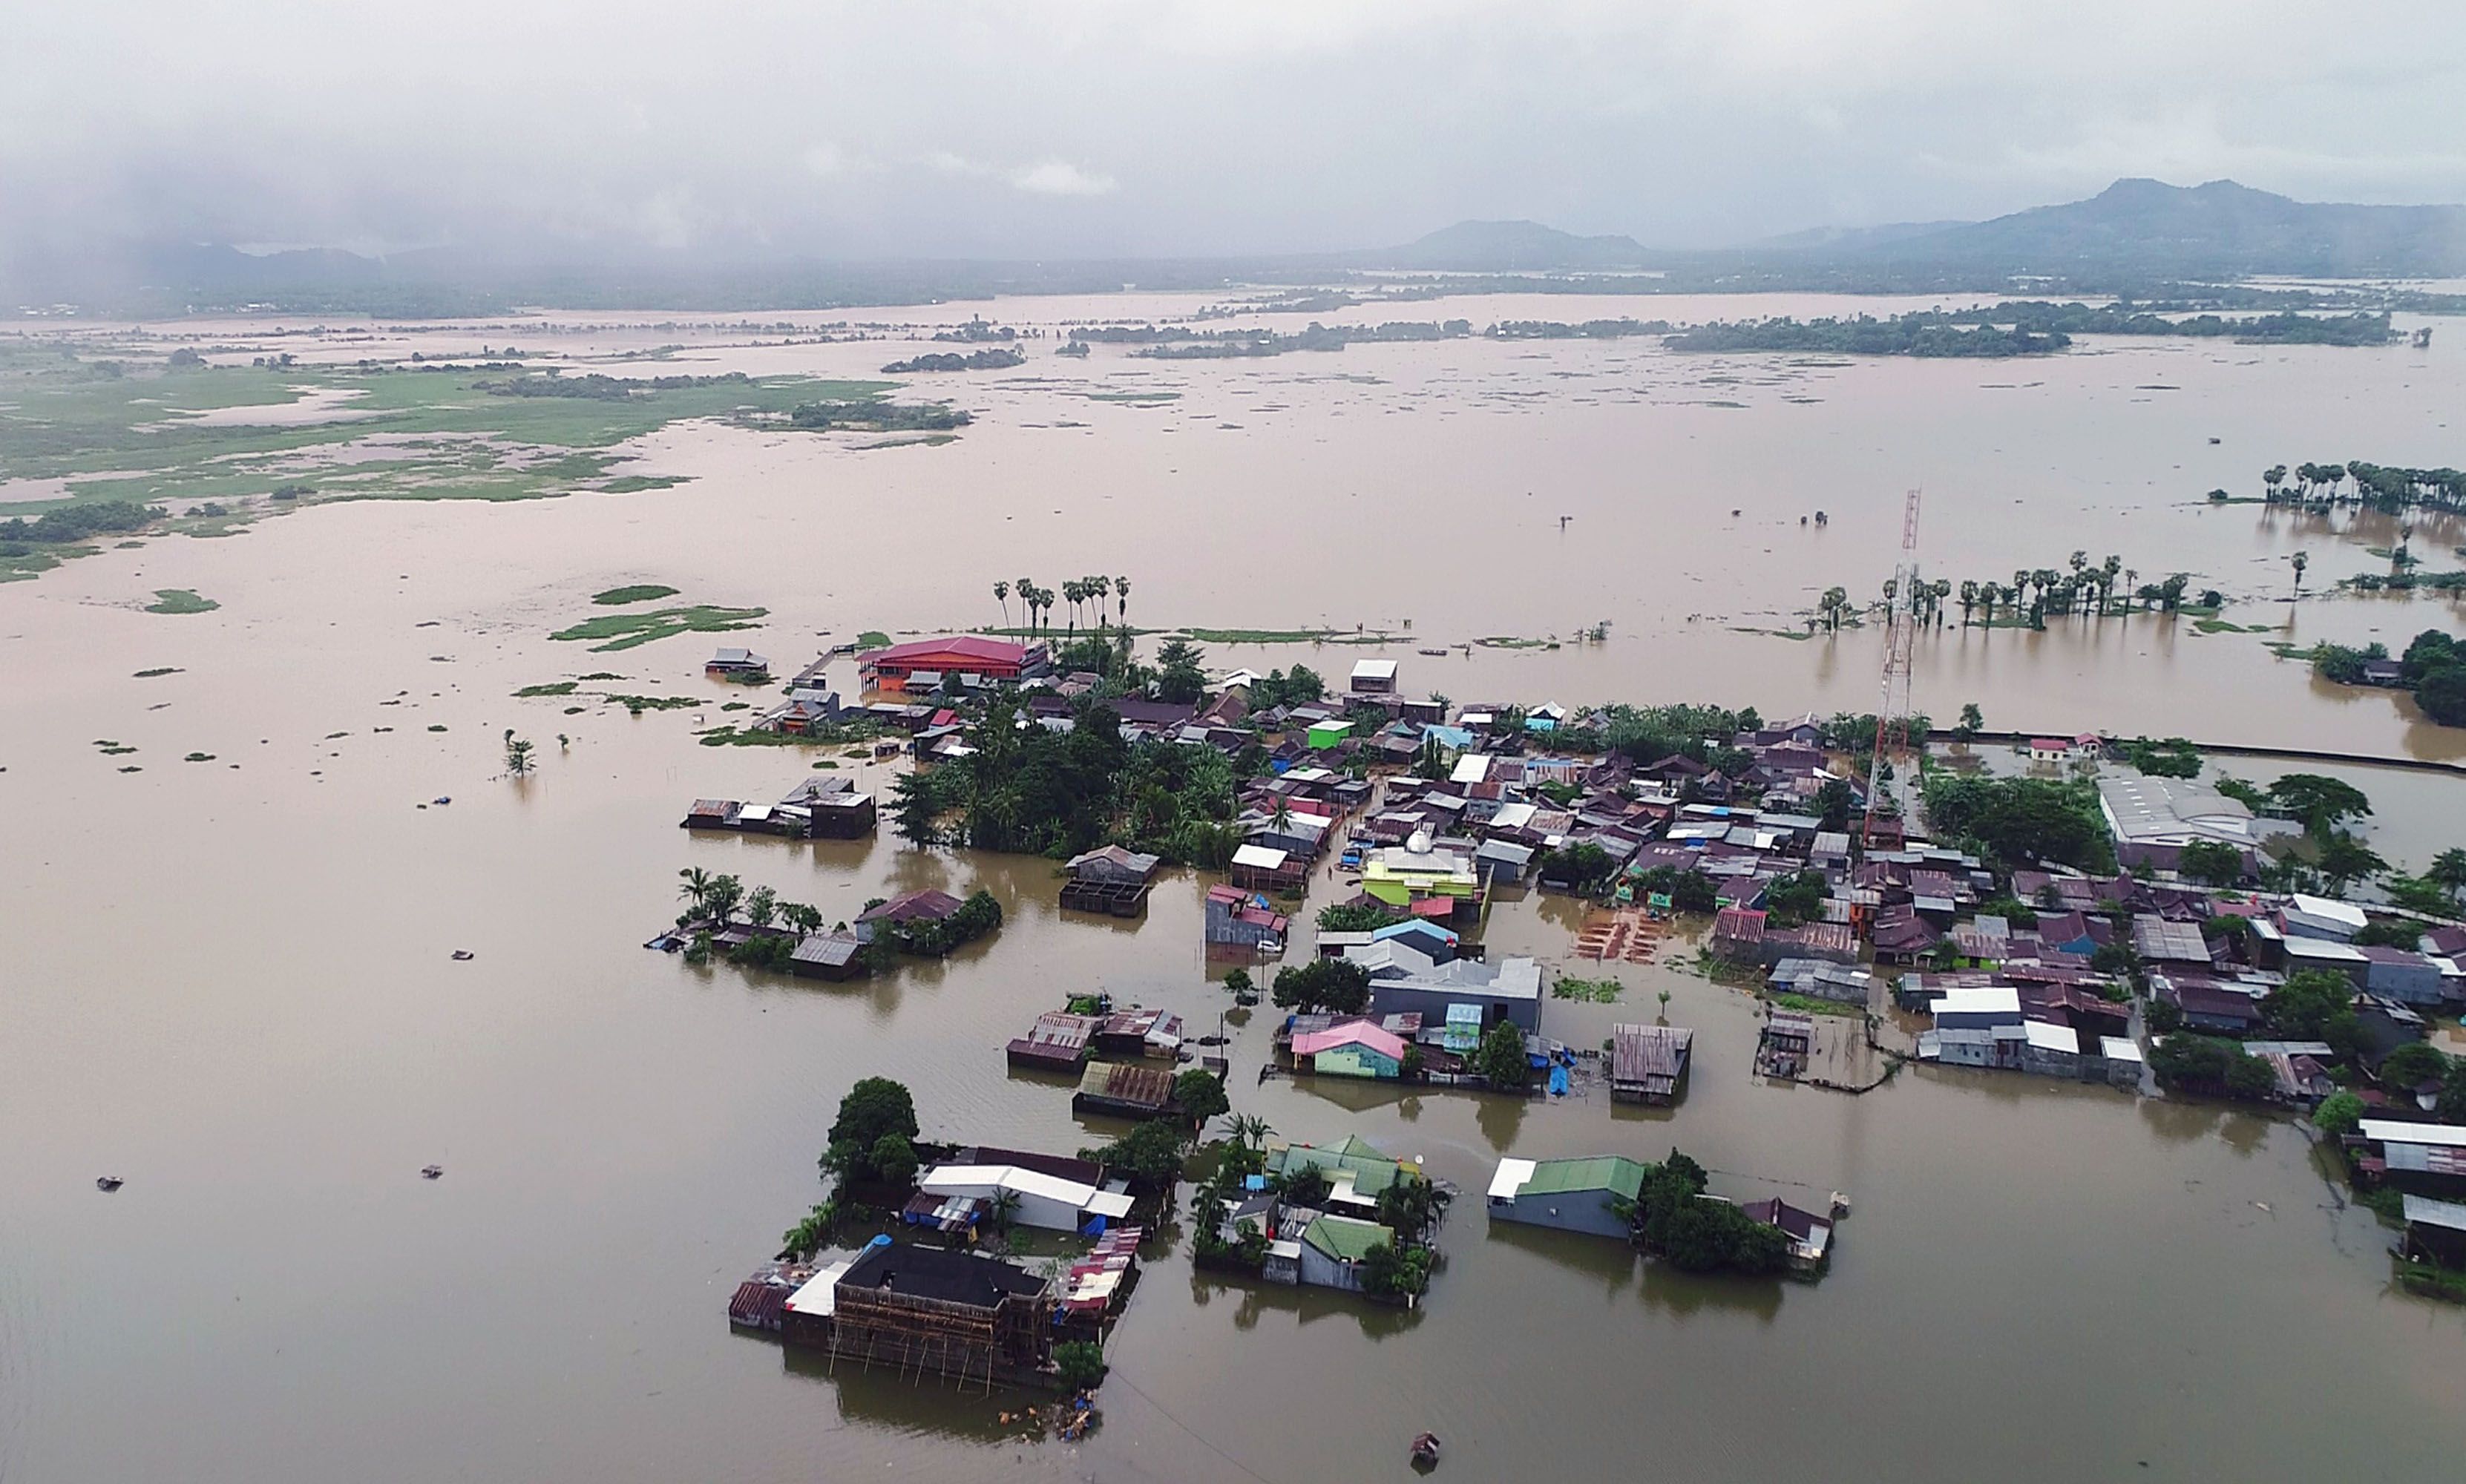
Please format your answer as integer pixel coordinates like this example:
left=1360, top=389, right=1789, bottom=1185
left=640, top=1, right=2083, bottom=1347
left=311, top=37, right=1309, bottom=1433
left=2096, top=775, right=2260, bottom=849
left=917, top=1163, right=1137, bottom=1233
left=2283, top=893, right=2369, bottom=940
left=1350, top=658, right=1399, bottom=685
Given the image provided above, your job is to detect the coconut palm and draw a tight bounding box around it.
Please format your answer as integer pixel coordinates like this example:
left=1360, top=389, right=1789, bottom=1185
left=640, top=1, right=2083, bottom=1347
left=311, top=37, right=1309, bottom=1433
left=2290, top=550, right=2309, bottom=601
left=678, top=867, right=713, bottom=913
left=994, top=580, right=1011, bottom=630
left=1114, top=575, right=1130, bottom=627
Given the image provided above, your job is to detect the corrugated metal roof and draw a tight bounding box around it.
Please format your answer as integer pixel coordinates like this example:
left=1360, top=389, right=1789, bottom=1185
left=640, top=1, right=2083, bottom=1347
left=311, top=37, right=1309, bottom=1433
left=1512, top=1155, right=1647, bottom=1201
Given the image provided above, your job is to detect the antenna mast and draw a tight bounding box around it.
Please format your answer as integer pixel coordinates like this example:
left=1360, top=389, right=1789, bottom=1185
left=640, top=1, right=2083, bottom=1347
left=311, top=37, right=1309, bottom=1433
left=1864, top=488, right=1923, bottom=846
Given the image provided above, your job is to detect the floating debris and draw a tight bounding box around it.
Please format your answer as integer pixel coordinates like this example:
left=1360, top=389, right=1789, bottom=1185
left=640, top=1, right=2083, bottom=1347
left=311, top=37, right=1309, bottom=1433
left=96, top=1176, right=124, bottom=1192
left=450, top=950, right=475, bottom=962
left=421, top=1165, right=444, bottom=1181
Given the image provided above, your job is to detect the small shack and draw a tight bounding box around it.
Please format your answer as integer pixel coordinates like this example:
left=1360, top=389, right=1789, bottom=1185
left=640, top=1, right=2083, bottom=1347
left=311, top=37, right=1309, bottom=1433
left=1072, top=1060, right=1179, bottom=1121
left=787, top=932, right=864, bottom=981
left=1059, top=846, right=1161, bottom=916
left=1006, top=1011, right=1102, bottom=1072
left=1610, top=1023, right=1694, bottom=1104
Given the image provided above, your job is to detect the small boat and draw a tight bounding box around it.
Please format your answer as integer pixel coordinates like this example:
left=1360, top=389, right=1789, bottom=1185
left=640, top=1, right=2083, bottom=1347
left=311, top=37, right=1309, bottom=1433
left=1417, top=647, right=1447, bottom=657
left=1410, top=1431, right=1443, bottom=1466
left=450, top=949, right=475, bottom=961
left=96, top=1176, right=124, bottom=1192
left=433, top=796, right=451, bottom=806
left=421, top=1165, right=445, bottom=1180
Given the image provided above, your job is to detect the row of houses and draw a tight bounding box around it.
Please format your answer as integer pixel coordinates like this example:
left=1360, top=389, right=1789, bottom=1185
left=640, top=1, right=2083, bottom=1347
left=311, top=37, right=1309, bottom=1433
left=1485, top=1155, right=1835, bottom=1274
left=680, top=775, right=878, bottom=839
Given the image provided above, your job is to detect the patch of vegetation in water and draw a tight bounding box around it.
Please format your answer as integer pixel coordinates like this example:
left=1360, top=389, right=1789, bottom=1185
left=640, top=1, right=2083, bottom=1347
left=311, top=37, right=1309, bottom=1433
left=1551, top=975, right=1623, bottom=1003
left=694, top=725, right=816, bottom=748
left=1083, top=390, right=1181, bottom=404
left=1176, top=626, right=1404, bottom=646
left=591, top=584, right=680, bottom=605
left=133, top=666, right=183, bottom=677
left=855, top=630, right=891, bottom=649
left=597, top=476, right=686, bottom=494
left=514, top=681, right=579, bottom=697
left=184, top=752, right=214, bottom=762
left=145, top=588, right=218, bottom=614
left=550, top=604, right=767, bottom=652
left=1476, top=635, right=1556, bottom=650
left=427, top=723, right=448, bottom=732
left=0, top=359, right=889, bottom=585
left=578, top=671, right=624, bottom=681
left=603, top=693, right=701, bottom=712
left=94, top=740, right=137, bottom=755
left=1770, top=991, right=1866, bottom=1018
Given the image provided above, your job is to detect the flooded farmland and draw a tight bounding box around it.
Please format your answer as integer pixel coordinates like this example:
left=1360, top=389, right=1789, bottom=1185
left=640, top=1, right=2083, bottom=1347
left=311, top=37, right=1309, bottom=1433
left=4, top=289, right=2465, bottom=1483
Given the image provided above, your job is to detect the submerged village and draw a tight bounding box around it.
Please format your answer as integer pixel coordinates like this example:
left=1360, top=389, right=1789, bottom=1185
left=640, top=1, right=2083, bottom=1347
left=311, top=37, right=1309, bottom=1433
left=638, top=606, right=2466, bottom=1434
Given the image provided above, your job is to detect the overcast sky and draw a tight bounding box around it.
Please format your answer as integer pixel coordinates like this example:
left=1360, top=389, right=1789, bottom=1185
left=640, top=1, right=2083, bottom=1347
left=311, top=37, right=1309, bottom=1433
left=7, top=1, right=2464, bottom=262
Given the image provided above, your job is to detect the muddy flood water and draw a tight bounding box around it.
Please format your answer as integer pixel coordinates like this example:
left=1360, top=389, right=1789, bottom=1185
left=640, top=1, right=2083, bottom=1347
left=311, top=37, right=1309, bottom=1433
left=4, top=290, right=2465, bottom=1482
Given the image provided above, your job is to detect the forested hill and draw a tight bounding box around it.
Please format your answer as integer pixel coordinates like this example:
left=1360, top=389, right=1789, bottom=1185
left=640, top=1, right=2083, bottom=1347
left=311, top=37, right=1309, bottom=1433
left=1847, top=178, right=2466, bottom=278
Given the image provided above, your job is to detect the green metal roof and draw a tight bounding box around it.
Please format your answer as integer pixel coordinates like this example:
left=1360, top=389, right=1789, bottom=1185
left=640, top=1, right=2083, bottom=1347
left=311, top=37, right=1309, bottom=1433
left=1269, top=1137, right=1408, bottom=1198
left=1302, top=1214, right=1394, bottom=1262
left=1516, top=1156, right=1648, bottom=1201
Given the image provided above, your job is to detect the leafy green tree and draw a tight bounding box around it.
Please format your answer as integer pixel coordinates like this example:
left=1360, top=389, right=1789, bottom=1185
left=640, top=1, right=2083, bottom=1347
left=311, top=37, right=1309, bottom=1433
left=1174, top=1068, right=1230, bottom=1126
left=1811, top=777, right=1858, bottom=833
left=1360, top=1240, right=1433, bottom=1298
left=1399, top=1044, right=1426, bottom=1080
left=1375, top=1174, right=1452, bottom=1244
left=1954, top=702, right=1984, bottom=741
left=2268, top=774, right=2371, bottom=837
left=2313, top=1090, right=2366, bottom=1137
left=1220, top=968, right=1253, bottom=999
left=2315, top=833, right=2387, bottom=891
left=1270, top=958, right=1371, bottom=1016
left=822, top=1078, right=919, bottom=1183
left=888, top=770, right=943, bottom=847
left=1080, top=1118, right=1190, bottom=1191
left=703, top=873, right=744, bottom=924
left=2177, top=839, right=2245, bottom=887
left=2379, top=1040, right=2450, bottom=1091
left=870, top=1132, right=919, bottom=1188
left=1919, top=774, right=2114, bottom=870
left=1763, top=871, right=1829, bottom=928
left=1052, top=1339, right=1106, bottom=1392
left=2261, top=970, right=2359, bottom=1057
left=1475, top=1020, right=1532, bottom=1091
left=745, top=884, right=778, bottom=929
left=1154, top=637, right=1207, bottom=706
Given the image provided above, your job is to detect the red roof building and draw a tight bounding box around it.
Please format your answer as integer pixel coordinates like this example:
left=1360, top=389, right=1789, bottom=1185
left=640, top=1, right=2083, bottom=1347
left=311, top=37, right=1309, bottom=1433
left=859, top=636, right=1046, bottom=692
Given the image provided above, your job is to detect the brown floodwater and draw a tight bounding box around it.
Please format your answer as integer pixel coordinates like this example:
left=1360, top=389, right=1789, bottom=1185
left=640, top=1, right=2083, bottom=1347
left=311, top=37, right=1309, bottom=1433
left=5, top=291, right=2466, bottom=1483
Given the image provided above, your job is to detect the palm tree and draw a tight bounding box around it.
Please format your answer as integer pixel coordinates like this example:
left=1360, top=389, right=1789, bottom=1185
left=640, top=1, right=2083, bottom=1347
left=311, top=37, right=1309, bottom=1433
left=1017, top=575, right=1037, bottom=631
left=2427, top=847, right=2466, bottom=904
left=986, top=1188, right=1023, bottom=1239
left=2290, top=550, right=2309, bottom=602
left=1113, top=575, right=1130, bottom=627
left=2263, top=464, right=2286, bottom=502
left=1958, top=580, right=1978, bottom=628
left=994, top=580, right=1011, bottom=631
left=2121, top=568, right=2138, bottom=613
left=1085, top=575, right=1111, bottom=630
left=1818, top=586, right=1849, bottom=632
left=678, top=867, right=712, bottom=914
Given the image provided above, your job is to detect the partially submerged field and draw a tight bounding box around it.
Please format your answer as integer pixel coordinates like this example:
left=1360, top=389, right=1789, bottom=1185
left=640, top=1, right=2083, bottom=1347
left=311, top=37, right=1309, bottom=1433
left=0, top=344, right=893, bottom=579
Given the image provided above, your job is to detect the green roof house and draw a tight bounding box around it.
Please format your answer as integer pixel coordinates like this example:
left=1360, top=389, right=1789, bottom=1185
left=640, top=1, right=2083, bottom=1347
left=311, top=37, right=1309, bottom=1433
left=1266, top=1136, right=1417, bottom=1215
left=1486, top=1155, right=1648, bottom=1241
left=1296, top=1212, right=1395, bottom=1293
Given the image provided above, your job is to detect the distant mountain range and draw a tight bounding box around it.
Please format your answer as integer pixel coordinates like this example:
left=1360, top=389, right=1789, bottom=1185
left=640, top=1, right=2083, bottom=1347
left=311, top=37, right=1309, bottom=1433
left=9, top=179, right=2463, bottom=315
left=1368, top=180, right=2466, bottom=278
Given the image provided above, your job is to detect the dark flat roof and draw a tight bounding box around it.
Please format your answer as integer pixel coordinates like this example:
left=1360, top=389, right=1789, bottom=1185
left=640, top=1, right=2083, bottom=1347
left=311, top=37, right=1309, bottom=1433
left=838, top=1241, right=1047, bottom=1310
